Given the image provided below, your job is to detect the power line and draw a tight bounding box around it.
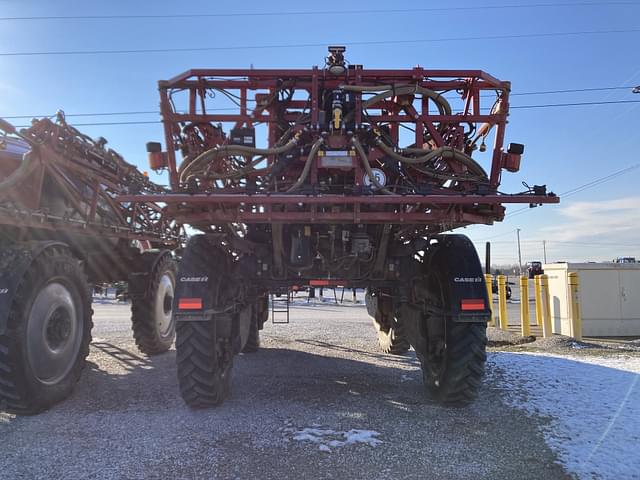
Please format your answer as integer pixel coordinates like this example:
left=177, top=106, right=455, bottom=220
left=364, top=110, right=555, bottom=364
left=3, top=111, right=158, bottom=120
left=511, top=86, right=634, bottom=96
left=5, top=98, right=640, bottom=125
left=547, top=241, right=640, bottom=247
left=1, top=2, right=637, bottom=21
left=473, top=229, right=518, bottom=243
left=489, top=240, right=640, bottom=247
left=13, top=120, right=162, bottom=128
left=511, top=99, right=640, bottom=109
left=506, top=163, right=640, bottom=218
left=2, top=28, right=639, bottom=57
left=2, top=108, right=240, bottom=120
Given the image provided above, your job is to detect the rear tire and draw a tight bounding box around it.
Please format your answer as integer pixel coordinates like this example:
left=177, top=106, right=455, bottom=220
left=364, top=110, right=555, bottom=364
left=413, top=235, right=488, bottom=405
left=372, top=316, right=410, bottom=355
left=174, top=235, right=235, bottom=408
left=420, top=323, right=487, bottom=405
left=131, top=254, right=177, bottom=355
left=241, top=296, right=267, bottom=354
left=366, top=290, right=410, bottom=355
left=0, top=246, right=92, bottom=414
left=176, top=319, right=232, bottom=408
left=242, top=316, right=260, bottom=353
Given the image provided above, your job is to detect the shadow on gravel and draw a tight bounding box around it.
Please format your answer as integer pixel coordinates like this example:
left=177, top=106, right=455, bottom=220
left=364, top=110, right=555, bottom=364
left=287, top=304, right=360, bottom=312
left=295, top=338, right=421, bottom=366
left=73, top=343, right=426, bottom=412
left=1, top=345, right=578, bottom=480
left=91, top=342, right=153, bottom=370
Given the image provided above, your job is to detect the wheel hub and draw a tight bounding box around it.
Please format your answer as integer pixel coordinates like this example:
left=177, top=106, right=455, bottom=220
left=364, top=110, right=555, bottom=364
left=154, top=273, right=175, bottom=337
left=45, top=307, right=73, bottom=351
left=26, top=282, right=82, bottom=385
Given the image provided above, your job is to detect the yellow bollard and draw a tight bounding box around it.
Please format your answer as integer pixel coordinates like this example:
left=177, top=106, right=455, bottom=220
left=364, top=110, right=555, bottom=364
left=498, top=275, right=508, bottom=331
left=534, top=275, right=543, bottom=327
left=519, top=276, right=530, bottom=337
left=568, top=272, right=582, bottom=341
left=484, top=274, right=495, bottom=327
left=539, top=274, right=553, bottom=338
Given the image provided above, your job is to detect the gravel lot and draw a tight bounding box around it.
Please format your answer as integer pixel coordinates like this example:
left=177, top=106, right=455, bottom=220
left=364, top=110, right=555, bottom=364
left=0, top=299, right=590, bottom=479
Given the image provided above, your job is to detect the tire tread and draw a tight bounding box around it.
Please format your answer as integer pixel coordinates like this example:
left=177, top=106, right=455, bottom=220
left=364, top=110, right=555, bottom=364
left=0, top=246, right=92, bottom=414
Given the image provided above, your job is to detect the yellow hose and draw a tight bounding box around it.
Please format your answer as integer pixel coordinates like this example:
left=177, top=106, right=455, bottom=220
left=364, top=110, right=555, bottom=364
left=375, top=139, right=487, bottom=180
left=179, top=134, right=301, bottom=183
left=357, top=85, right=452, bottom=116
left=285, top=138, right=324, bottom=193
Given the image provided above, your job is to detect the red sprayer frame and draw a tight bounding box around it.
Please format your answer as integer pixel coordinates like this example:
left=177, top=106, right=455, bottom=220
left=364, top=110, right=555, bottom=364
left=119, top=54, right=557, bottom=230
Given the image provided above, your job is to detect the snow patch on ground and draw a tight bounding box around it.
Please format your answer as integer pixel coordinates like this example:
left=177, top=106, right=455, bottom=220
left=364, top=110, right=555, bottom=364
left=489, top=352, right=640, bottom=480
left=287, top=426, right=383, bottom=451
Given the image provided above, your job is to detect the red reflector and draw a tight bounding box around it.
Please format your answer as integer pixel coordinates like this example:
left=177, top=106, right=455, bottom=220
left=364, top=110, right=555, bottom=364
left=461, top=299, right=485, bottom=311
left=309, top=280, right=330, bottom=286
left=178, top=298, right=202, bottom=310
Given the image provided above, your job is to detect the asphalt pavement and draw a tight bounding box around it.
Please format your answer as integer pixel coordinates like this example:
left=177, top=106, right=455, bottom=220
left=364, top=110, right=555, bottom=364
left=0, top=299, right=571, bottom=480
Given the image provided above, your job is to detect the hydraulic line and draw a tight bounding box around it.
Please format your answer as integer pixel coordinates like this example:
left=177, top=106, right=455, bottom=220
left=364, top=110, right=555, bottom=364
left=341, top=84, right=452, bottom=116
left=340, top=84, right=396, bottom=92
left=179, top=133, right=301, bottom=183
left=351, top=136, right=394, bottom=195
left=374, top=139, right=488, bottom=180
left=285, top=137, right=324, bottom=193
left=200, top=155, right=265, bottom=182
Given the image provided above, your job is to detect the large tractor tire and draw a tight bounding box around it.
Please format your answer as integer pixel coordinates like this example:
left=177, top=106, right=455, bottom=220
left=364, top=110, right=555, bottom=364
left=373, top=316, right=411, bottom=355
left=413, top=235, right=489, bottom=405
left=176, top=319, right=233, bottom=407
left=175, top=235, right=236, bottom=408
left=242, top=296, right=267, bottom=354
left=365, top=290, right=410, bottom=355
left=241, top=314, right=260, bottom=354
left=419, top=322, right=487, bottom=405
left=0, top=245, right=92, bottom=414
left=131, top=253, right=177, bottom=355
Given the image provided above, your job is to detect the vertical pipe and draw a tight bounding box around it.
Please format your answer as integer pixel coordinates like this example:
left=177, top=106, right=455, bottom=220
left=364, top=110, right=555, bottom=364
left=355, top=67, right=363, bottom=128
left=516, top=228, right=522, bottom=276
left=520, top=275, right=530, bottom=336
left=311, top=66, right=319, bottom=129
left=498, top=274, right=508, bottom=331
left=534, top=275, right=543, bottom=327
left=489, top=81, right=510, bottom=186
left=540, top=274, right=552, bottom=338
left=159, top=87, right=178, bottom=187
left=485, top=242, right=491, bottom=274
left=568, top=272, right=582, bottom=341
left=484, top=274, right=495, bottom=327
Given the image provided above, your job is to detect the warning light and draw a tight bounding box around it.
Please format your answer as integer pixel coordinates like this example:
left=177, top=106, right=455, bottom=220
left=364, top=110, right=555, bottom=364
left=178, top=298, right=202, bottom=310
left=461, top=299, right=485, bottom=311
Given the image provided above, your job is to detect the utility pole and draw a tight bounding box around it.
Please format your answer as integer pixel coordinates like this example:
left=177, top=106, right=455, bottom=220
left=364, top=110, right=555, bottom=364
left=516, top=228, right=523, bottom=275
left=543, top=240, right=547, bottom=264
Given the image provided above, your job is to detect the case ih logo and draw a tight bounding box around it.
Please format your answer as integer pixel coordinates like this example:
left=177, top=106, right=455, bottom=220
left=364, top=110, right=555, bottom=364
left=180, top=276, right=209, bottom=282
left=453, top=277, right=483, bottom=283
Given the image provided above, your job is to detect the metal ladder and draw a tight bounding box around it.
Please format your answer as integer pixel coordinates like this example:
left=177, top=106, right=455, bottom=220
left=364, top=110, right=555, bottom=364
left=270, top=291, right=290, bottom=324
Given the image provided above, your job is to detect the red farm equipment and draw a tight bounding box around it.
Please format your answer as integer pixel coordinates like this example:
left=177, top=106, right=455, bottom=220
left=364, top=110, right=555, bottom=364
left=0, top=114, right=183, bottom=413
left=124, top=46, right=558, bottom=407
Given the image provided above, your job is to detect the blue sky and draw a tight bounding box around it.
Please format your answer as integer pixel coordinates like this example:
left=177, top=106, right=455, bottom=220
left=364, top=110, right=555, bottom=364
left=1, top=0, right=639, bottom=265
